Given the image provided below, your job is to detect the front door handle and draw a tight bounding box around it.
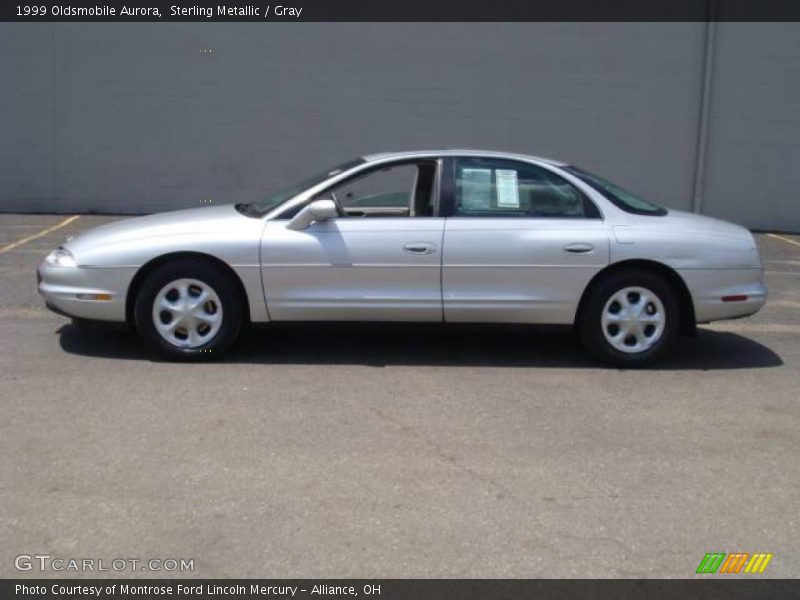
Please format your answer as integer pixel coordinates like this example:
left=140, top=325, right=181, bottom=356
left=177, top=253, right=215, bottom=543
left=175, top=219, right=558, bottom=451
left=403, top=242, right=437, bottom=255
left=563, top=243, right=595, bottom=254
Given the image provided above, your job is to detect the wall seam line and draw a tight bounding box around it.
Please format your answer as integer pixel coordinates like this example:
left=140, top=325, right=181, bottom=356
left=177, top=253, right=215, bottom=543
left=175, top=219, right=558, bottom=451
left=691, top=1, right=717, bottom=214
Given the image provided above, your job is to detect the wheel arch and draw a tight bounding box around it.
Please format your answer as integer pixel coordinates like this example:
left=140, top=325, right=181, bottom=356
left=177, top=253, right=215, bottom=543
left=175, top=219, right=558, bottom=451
left=125, top=252, right=251, bottom=328
left=576, top=259, right=697, bottom=335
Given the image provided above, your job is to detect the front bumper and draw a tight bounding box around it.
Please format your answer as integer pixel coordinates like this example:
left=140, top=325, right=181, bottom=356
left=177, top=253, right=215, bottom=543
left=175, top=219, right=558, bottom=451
left=37, top=262, right=135, bottom=322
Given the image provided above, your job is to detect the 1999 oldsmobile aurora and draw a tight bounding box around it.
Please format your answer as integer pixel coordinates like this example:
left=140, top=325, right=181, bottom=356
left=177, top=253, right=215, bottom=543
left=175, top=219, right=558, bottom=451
left=38, top=150, right=767, bottom=366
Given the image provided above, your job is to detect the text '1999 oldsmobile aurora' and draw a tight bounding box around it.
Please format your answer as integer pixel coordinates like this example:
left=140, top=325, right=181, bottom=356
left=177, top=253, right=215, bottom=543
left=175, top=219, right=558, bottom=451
left=38, top=150, right=767, bottom=366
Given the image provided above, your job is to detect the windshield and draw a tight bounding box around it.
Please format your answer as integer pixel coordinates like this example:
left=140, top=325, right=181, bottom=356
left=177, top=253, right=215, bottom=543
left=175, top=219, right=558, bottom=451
left=249, top=158, right=365, bottom=215
left=564, top=166, right=667, bottom=216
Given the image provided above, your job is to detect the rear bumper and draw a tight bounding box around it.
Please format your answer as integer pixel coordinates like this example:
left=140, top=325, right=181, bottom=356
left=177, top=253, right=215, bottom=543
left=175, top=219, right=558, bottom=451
left=37, top=262, right=134, bottom=322
left=677, top=267, right=768, bottom=323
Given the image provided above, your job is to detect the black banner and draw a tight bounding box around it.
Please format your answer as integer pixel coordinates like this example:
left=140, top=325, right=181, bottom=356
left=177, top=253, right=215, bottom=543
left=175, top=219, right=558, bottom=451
left=2, top=0, right=800, bottom=22
left=2, top=580, right=799, bottom=600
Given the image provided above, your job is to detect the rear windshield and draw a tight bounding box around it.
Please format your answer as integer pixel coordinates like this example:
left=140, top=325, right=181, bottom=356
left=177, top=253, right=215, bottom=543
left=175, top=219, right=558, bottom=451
left=565, top=166, right=667, bottom=216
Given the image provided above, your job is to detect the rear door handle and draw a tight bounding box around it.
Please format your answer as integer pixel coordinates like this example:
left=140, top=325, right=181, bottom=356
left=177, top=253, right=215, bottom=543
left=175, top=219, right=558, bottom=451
left=563, top=243, right=595, bottom=254
left=403, top=242, right=437, bottom=255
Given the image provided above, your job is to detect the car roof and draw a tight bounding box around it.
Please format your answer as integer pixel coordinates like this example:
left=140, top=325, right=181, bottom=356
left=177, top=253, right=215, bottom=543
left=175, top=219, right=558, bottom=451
left=361, top=149, right=568, bottom=167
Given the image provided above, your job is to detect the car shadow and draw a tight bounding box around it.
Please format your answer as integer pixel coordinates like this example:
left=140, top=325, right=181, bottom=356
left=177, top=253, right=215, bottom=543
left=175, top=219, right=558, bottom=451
left=57, top=322, right=783, bottom=371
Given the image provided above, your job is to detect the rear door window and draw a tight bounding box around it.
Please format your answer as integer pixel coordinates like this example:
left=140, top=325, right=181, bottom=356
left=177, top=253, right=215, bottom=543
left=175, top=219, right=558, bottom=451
left=454, top=158, right=599, bottom=219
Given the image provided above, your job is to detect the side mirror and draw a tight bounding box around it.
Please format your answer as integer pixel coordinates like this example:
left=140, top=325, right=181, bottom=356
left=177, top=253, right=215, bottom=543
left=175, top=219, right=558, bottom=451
left=286, top=198, right=338, bottom=231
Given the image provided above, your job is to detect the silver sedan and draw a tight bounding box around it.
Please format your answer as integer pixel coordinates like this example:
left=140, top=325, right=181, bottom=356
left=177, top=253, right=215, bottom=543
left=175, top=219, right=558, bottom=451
left=38, top=150, right=767, bottom=366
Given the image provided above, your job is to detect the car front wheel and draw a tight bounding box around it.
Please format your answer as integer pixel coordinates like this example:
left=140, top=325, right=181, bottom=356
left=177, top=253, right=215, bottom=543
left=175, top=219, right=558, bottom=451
left=134, top=259, right=243, bottom=360
left=579, top=269, right=679, bottom=367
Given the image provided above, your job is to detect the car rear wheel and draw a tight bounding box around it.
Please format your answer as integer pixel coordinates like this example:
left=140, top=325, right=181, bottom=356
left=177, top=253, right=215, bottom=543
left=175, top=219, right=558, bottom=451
left=134, top=259, right=243, bottom=360
left=579, top=269, right=679, bottom=367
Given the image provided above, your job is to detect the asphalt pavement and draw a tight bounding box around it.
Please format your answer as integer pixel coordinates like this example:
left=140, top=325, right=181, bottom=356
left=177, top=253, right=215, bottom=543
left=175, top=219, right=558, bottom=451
left=1, top=214, right=799, bottom=578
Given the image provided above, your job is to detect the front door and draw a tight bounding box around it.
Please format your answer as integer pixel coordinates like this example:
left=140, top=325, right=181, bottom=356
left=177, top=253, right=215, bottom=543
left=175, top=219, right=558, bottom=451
left=261, top=160, right=445, bottom=321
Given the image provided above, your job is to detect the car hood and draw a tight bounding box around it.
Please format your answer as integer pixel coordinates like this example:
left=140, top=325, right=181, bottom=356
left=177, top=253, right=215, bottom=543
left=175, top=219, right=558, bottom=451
left=65, top=205, right=250, bottom=254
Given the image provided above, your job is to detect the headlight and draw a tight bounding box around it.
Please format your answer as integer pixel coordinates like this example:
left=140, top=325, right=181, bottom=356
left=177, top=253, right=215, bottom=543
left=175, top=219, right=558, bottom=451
left=45, top=247, right=78, bottom=267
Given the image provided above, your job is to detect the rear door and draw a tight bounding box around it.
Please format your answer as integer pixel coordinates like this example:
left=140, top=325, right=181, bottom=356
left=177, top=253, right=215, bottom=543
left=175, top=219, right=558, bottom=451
left=441, top=157, right=610, bottom=324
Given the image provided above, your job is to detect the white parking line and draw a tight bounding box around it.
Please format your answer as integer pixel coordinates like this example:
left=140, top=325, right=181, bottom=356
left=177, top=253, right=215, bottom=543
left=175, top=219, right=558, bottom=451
left=767, top=233, right=800, bottom=249
left=0, top=215, right=80, bottom=254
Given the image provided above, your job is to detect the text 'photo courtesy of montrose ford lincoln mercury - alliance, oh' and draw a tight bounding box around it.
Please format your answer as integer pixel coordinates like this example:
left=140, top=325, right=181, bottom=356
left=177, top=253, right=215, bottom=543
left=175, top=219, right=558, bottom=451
left=37, top=150, right=767, bottom=366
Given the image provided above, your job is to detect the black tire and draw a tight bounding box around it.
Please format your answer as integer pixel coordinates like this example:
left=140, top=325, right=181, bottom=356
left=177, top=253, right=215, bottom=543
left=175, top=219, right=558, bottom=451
left=579, top=268, right=679, bottom=367
left=134, top=259, right=243, bottom=361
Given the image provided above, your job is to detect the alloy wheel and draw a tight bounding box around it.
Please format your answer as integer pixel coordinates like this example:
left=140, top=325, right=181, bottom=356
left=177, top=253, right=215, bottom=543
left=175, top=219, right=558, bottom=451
left=151, top=278, right=223, bottom=348
left=601, top=286, right=666, bottom=354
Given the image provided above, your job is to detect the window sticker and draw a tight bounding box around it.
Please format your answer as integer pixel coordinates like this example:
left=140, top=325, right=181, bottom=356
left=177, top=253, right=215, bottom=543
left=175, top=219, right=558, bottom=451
left=495, top=169, right=520, bottom=208
left=460, top=168, right=493, bottom=210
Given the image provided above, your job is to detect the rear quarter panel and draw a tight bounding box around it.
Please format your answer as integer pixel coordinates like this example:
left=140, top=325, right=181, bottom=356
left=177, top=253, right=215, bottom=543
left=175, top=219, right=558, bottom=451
left=609, top=215, right=765, bottom=322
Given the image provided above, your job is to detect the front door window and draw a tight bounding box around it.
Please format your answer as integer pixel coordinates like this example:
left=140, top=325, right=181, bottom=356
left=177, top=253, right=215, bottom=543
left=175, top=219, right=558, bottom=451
left=318, top=161, right=438, bottom=218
